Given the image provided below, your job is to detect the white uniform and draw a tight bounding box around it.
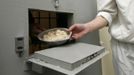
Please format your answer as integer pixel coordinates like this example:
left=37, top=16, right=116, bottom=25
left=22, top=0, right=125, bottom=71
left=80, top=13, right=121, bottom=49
left=97, top=0, right=134, bottom=75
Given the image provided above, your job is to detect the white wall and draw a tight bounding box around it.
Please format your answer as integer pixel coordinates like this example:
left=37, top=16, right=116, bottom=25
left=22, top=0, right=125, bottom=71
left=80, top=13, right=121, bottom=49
left=0, top=0, right=101, bottom=75
left=72, top=0, right=100, bottom=45
left=0, top=0, right=28, bottom=75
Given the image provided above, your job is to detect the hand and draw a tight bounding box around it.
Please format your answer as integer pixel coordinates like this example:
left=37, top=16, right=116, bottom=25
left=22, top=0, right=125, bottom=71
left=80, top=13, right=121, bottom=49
left=69, top=16, right=108, bottom=40
left=69, top=24, right=89, bottom=40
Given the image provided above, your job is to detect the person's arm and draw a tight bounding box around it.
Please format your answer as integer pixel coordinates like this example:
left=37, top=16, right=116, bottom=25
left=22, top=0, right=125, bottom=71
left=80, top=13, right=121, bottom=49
left=97, top=0, right=117, bottom=26
left=69, top=0, right=117, bottom=40
left=84, top=16, right=108, bottom=33
left=69, top=16, right=108, bottom=40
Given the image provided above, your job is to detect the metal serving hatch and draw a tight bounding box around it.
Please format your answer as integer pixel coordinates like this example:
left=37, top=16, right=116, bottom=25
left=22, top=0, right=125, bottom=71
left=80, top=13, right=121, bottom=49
left=27, top=43, right=108, bottom=75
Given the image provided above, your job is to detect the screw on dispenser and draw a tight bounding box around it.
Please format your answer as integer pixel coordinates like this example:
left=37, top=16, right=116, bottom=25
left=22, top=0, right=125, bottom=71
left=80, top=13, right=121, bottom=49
left=54, top=0, right=60, bottom=9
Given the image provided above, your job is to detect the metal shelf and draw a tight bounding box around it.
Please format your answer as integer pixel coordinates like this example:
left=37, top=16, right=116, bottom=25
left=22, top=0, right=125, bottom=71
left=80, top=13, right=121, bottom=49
left=27, top=43, right=109, bottom=75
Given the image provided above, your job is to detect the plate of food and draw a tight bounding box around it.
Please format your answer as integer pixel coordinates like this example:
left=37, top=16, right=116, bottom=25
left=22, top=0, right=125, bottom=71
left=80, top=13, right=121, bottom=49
left=37, top=28, right=72, bottom=46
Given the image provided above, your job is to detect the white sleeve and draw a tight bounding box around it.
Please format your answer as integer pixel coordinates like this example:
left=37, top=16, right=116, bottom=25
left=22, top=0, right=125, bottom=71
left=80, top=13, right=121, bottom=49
left=97, top=0, right=117, bottom=26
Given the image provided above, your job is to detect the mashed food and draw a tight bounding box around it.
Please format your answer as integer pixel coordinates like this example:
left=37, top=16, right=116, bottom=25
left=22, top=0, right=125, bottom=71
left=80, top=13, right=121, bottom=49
left=43, top=29, right=69, bottom=41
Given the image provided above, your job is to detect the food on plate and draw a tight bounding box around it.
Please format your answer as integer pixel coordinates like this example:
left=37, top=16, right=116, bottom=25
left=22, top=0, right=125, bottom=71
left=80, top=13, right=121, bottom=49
left=43, top=29, right=69, bottom=41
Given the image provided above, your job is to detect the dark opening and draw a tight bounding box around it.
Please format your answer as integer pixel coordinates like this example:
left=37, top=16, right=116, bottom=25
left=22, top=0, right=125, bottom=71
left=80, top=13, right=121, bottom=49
left=28, top=9, right=73, bottom=55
